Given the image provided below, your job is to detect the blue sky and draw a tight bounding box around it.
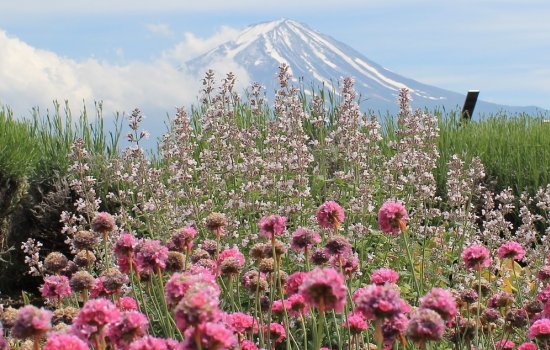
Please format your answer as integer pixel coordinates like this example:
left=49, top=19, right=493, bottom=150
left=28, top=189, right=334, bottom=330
left=0, top=0, right=549, bottom=120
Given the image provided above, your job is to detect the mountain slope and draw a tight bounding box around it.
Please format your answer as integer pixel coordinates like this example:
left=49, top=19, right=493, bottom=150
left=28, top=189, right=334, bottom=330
left=186, top=19, right=544, bottom=116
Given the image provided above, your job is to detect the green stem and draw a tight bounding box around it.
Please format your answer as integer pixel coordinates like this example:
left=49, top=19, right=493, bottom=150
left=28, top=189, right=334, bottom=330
left=401, top=229, right=421, bottom=303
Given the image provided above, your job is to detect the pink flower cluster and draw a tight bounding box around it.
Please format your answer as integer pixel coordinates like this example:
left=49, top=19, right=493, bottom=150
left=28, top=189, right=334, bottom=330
left=316, top=201, right=345, bottom=230
left=299, top=267, right=347, bottom=312
left=377, top=200, right=407, bottom=235
left=258, top=214, right=287, bottom=239
left=462, top=244, right=492, bottom=270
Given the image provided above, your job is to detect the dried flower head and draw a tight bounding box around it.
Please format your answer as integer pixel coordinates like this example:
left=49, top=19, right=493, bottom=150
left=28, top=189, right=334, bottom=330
left=259, top=258, right=275, bottom=273
left=169, top=226, right=197, bottom=252
left=250, top=243, right=270, bottom=260
left=1, top=306, right=18, bottom=328
left=73, top=230, right=98, bottom=251
left=100, top=268, right=129, bottom=294
left=44, top=251, right=69, bottom=274
left=191, top=248, right=211, bottom=263
left=166, top=251, right=186, bottom=273
left=201, top=240, right=218, bottom=256
left=91, top=211, right=116, bottom=234
left=311, top=248, right=329, bottom=266
left=70, top=270, right=95, bottom=292
left=74, top=250, right=96, bottom=268
left=291, top=228, right=321, bottom=251
left=205, top=212, right=227, bottom=232
left=405, top=308, right=445, bottom=344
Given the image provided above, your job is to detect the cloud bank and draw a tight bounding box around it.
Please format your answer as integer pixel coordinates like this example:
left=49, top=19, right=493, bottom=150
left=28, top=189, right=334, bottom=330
left=0, top=26, right=249, bottom=119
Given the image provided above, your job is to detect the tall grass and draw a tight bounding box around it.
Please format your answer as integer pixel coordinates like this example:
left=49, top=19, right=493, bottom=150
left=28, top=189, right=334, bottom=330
left=0, top=107, right=39, bottom=181
left=437, top=110, right=550, bottom=195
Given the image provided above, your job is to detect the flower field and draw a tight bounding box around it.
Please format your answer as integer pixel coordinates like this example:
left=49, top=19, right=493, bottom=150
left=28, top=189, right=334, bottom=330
left=2, top=64, right=550, bottom=349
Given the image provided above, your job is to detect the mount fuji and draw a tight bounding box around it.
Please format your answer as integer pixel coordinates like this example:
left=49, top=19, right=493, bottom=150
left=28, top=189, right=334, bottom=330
left=186, top=18, right=544, bottom=117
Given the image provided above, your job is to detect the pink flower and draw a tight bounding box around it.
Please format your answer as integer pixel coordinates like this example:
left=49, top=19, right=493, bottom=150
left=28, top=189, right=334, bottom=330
left=529, top=318, right=550, bottom=340
left=115, top=232, right=136, bottom=258
left=44, top=333, right=89, bottom=350
left=72, top=298, right=121, bottom=342
left=343, top=312, right=368, bottom=335
left=537, top=284, right=550, bottom=304
left=370, top=268, right=400, bottom=285
left=174, top=283, right=221, bottom=331
left=285, top=271, right=307, bottom=296
left=291, top=228, right=321, bottom=251
left=106, top=310, right=149, bottom=348
left=335, top=253, right=359, bottom=275
left=316, top=201, right=345, bottom=229
left=169, top=226, right=197, bottom=252
left=487, top=292, right=514, bottom=309
left=405, top=308, right=445, bottom=343
left=352, top=284, right=407, bottom=321
left=182, top=322, right=237, bottom=350
left=299, top=267, right=347, bottom=313
left=265, top=323, right=286, bottom=344
left=497, top=241, right=525, bottom=261
left=377, top=200, right=407, bottom=235
left=116, top=296, right=138, bottom=311
left=135, top=239, right=169, bottom=274
left=91, top=212, right=116, bottom=234
left=165, top=271, right=218, bottom=309
left=218, top=248, right=245, bottom=267
left=11, top=305, right=52, bottom=339
left=495, top=339, right=515, bottom=350
left=271, top=299, right=289, bottom=317
left=226, top=312, right=256, bottom=334
left=518, top=342, right=538, bottom=350
left=324, top=235, right=352, bottom=257
left=382, top=313, right=409, bottom=346
left=461, top=244, right=492, bottom=270
left=420, top=288, right=457, bottom=320
left=287, top=293, right=310, bottom=317
left=129, top=336, right=169, bottom=350
left=258, top=215, right=287, bottom=239
left=240, top=340, right=259, bottom=350
left=40, top=275, right=72, bottom=300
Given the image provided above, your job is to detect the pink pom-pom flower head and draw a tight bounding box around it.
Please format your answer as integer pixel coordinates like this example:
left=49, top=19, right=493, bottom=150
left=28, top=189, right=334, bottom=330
left=299, top=267, right=347, bottom=313
left=462, top=244, right=492, bottom=270
left=370, top=268, right=400, bottom=286
left=497, top=241, right=525, bottom=261
left=258, top=215, right=287, bottom=239
left=377, top=200, right=408, bottom=235
left=316, top=201, right=345, bottom=230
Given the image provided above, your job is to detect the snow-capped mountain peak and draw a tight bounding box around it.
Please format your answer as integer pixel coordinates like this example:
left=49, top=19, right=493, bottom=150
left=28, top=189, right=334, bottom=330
left=186, top=19, right=543, bottom=115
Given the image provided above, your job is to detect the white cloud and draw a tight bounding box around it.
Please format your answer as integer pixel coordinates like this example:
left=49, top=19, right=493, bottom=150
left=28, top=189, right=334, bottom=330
left=162, top=26, right=241, bottom=62
left=145, top=23, right=173, bottom=37
left=0, top=29, right=251, bottom=119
